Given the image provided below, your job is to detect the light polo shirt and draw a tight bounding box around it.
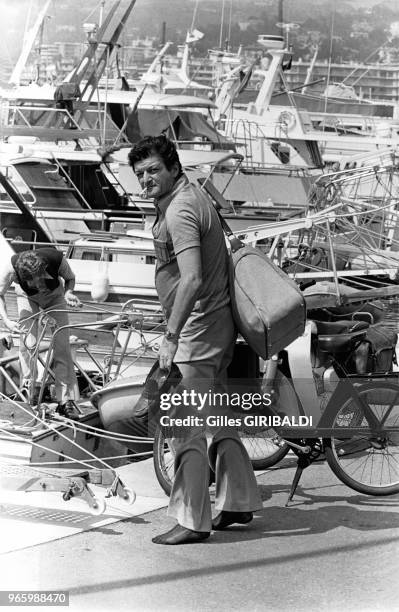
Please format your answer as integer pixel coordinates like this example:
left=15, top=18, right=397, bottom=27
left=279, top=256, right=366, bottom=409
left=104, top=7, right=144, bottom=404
left=152, top=175, right=231, bottom=361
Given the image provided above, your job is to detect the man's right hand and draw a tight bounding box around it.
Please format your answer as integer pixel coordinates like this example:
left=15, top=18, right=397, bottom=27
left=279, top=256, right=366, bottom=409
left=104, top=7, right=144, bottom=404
left=4, top=319, right=20, bottom=333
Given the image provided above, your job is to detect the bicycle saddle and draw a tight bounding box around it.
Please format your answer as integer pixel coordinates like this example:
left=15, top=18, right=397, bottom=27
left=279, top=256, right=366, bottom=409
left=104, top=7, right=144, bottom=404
left=311, top=319, right=369, bottom=354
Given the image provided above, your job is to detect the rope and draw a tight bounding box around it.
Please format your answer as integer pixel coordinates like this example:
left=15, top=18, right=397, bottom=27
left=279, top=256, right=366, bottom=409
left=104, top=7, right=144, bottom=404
left=29, top=451, right=153, bottom=467
left=0, top=427, right=100, bottom=476
left=63, top=418, right=154, bottom=443
left=0, top=301, right=166, bottom=471
left=0, top=392, right=115, bottom=472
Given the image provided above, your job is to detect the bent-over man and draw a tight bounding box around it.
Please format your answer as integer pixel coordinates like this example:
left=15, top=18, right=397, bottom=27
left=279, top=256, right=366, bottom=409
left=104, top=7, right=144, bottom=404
left=0, top=248, right=81, bottom=416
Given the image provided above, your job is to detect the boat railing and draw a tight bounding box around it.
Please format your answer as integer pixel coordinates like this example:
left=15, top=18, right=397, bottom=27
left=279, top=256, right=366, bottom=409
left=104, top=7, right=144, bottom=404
left=4, top=104, right=80, bottom=131
left=1, top=236, right=155, bottom=263
left=2, top=103, right=126, bottom=147
left=1, top=300, right=165, bottom=414
left=309, top=111, right=399, bottom=139
left=205, top=116, right=316, bottom=174
left=221, top=117, right=296, bottom=166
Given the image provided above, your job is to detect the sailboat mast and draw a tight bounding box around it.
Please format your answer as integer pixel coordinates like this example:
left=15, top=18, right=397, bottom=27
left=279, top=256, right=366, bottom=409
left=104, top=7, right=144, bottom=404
left=9, top=0, right=53, bottom=86
left=219, top=0, right=226, bottom=49
left=278, top=0, right=283, bottom=32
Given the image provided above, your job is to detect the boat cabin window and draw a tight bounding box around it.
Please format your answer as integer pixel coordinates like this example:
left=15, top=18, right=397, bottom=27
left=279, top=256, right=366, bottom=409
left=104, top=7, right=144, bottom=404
left=0, top=165, right=35, bottom=207
left=81, top=251, right=104, bottom=261
left=16, top=163, right=84, bottom=210
left=69, top=246, right=152, bottom=265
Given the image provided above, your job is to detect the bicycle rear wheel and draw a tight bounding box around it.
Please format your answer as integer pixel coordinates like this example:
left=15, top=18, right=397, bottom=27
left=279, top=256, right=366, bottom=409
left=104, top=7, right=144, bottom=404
left=236, top=426, right=289, bottom=470
left=324, top=380, right=399, bottom=495
left=153, top=423, right=289, bottom=496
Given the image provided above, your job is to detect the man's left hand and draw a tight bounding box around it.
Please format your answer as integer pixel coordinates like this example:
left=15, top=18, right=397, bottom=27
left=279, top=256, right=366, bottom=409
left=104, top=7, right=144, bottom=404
left=158, top=335, right=178, bottom=371
left=65, top=290, right=82, bottom=308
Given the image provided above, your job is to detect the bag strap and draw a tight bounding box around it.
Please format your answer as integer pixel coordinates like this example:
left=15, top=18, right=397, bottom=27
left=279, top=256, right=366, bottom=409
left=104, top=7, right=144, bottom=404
left=198, top=177, right=245, bottom=253
left=215, top=208, right=245, bottom=253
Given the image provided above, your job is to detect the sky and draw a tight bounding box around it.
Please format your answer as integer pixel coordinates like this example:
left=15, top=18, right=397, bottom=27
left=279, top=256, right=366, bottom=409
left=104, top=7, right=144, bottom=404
left=1, top=0, right=399, bottom=69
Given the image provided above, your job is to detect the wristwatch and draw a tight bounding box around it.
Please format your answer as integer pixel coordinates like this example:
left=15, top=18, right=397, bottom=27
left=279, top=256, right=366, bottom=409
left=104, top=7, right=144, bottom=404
left=164, top=329, right=179, bottom=342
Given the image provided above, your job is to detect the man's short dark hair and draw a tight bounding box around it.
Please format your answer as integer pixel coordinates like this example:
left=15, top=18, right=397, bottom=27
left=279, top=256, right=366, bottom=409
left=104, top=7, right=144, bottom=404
left=14, top=251, right=46, bottom=280
left=128, top=134, right=183, bottom=176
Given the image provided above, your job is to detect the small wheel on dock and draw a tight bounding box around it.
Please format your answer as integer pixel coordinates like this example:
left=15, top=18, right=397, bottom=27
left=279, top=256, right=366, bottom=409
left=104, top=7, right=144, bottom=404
left=90, top=497, right=106, bottom=515
left=122, top=487, right=136, bottom=505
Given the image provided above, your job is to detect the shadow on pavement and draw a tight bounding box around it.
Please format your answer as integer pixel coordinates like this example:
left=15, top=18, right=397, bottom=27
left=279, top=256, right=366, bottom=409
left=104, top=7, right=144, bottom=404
left=67, top=532, right=399, bottom=595
left=211, top=500, right=399, bottom=543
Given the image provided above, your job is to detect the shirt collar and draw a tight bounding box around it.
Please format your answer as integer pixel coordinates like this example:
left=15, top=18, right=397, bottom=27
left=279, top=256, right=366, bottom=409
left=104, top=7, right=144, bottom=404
left=155, top=174, right=189, bottom=215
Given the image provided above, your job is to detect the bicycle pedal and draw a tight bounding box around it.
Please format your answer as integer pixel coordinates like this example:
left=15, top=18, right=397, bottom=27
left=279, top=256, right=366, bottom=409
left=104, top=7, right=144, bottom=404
left=271, top=435, right=285, bottom=448
left=369, top=438, right=385, bottom=450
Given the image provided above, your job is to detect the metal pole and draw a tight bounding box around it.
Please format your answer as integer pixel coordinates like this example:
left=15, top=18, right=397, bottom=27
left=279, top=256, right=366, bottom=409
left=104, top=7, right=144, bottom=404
left=219, top=0, right=226, bottom=49
left=326, top=217, right=341, bottom=305
left=278, top=0, right=284, bottom=34
left=99, top=0, right=106, bottom=27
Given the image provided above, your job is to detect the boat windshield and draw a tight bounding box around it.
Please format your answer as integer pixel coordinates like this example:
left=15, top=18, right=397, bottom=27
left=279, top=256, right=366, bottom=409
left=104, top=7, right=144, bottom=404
left=0, top=165, right=35, bottom=209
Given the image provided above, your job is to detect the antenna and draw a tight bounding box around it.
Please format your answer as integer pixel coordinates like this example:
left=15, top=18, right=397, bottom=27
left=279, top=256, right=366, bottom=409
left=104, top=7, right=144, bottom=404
left=276, top=22, right=300, bottom=48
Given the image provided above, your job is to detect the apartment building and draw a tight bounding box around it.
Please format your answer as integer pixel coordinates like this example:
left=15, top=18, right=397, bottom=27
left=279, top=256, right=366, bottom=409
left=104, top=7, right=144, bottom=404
left=285, top=60, right=399, bottom=102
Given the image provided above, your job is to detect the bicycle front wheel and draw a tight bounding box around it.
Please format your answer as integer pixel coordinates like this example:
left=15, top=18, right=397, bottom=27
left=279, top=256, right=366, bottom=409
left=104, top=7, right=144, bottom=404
left=153, top=422, right=289, bottom=497
left=324, top=381, right=399, bottom=495
left=153, top=425, right=175, bottom=496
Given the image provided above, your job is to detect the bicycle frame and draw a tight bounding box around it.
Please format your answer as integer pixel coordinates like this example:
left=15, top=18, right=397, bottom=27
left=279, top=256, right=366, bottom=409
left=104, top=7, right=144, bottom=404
left=10, top=301, right=165, bottom=412
left=266, top=322, right=399, bottom=440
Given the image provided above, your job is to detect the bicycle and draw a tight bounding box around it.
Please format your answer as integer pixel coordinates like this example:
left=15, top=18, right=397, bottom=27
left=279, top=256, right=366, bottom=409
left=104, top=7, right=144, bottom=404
left=153, top=318, right=399, bottom=501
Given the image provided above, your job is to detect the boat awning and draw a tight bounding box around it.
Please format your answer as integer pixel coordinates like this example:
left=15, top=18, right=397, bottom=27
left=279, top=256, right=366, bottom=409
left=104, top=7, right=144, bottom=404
left=7, top=150, right=102, bottom=164
left=109, top=148, right=241, bottom=168
left=124, top=108, right=234, bottom=148
left=179, top=150, right=242, bottom=167
left=4, top=84, right=216, bottom=109
left=136, top=94, right=216, bottom=109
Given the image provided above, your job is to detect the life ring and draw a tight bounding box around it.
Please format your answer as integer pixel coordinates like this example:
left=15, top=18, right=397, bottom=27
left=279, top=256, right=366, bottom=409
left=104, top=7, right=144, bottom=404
left=278, top=110, right=296, bottom=132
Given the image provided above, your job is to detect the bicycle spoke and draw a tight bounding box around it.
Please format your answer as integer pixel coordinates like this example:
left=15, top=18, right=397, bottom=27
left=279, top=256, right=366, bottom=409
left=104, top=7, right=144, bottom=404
left=326, top=381, right=399, bottom=494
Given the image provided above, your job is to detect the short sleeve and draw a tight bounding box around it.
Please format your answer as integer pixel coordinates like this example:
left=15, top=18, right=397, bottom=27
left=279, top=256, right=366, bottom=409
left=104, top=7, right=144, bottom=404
left=58, top=257, right=75, bottom=281
left=166, top=198, right=201, bottom=255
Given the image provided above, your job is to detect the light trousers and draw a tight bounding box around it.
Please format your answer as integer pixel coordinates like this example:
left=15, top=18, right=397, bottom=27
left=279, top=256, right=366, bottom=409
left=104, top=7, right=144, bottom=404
left=16, top=286, right=79, bottom=403
left=167, top=311, right=262, bottom=532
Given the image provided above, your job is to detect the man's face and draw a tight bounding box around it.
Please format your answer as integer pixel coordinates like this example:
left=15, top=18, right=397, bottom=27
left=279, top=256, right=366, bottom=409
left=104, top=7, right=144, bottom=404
left=25, top=272, right=50, bottom=290
left=134, top=154, right=179, bottom=200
